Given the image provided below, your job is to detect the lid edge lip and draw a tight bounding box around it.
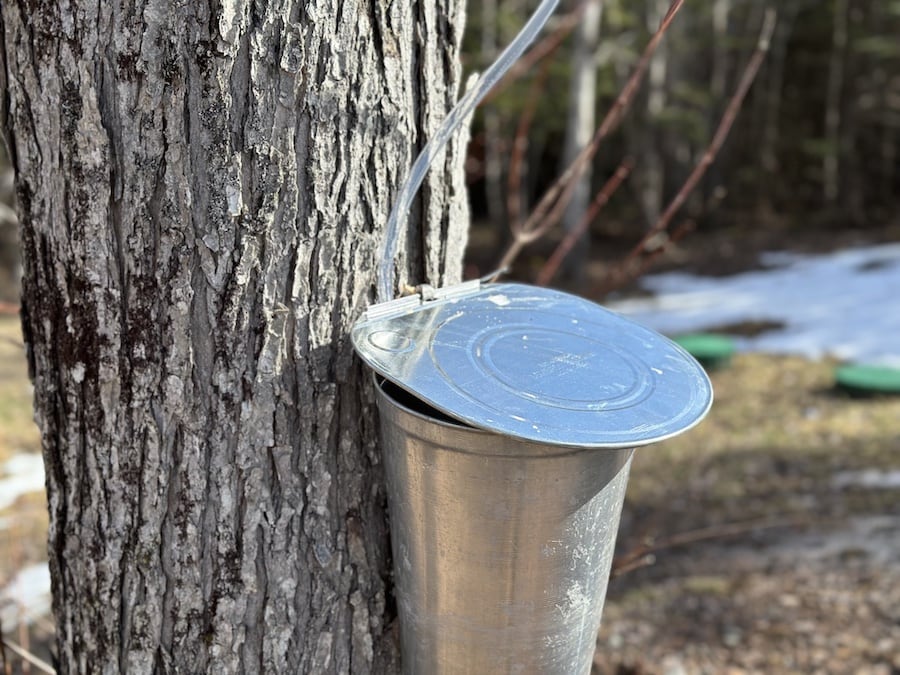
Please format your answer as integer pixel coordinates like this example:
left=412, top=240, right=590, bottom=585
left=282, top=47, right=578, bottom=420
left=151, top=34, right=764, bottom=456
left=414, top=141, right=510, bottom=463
left=369, top=369, right=714, bottom=450
left=375, top=376, right=633, bottom=459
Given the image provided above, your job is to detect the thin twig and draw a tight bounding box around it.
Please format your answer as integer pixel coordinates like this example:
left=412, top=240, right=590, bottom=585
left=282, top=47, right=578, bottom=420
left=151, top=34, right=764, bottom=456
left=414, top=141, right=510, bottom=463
left=1, top=616, right=8, bottom=675
left=600, top=8, right=778, bottom=294
left=0, top=638, right=55, bottom=675
left=498, top=0, right=685, bottom=272
left=507, top=63, right=552, bottom=234
left=633, top=218, right=695, bottom=273
left=611, top=514, right=809, bottom=578
left=599, top=219, right=695, bottom=294
left=536, top=159, right=634, bottom=286
left=612, top=554, right=657, bottom=577
left=18, top=614, right=29, bottom=675
left=0, top=302, right=20, bottom=316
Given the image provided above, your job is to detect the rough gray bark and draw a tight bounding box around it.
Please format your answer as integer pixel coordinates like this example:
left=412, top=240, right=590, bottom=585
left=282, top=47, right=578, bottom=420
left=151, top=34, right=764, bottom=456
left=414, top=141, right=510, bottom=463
left=0, top=0, right=468, bottom=672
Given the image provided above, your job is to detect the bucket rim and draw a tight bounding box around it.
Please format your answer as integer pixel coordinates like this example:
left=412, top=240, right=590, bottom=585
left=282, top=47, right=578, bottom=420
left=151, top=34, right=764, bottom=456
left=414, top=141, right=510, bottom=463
left=373, top=375, right=646, bottom=457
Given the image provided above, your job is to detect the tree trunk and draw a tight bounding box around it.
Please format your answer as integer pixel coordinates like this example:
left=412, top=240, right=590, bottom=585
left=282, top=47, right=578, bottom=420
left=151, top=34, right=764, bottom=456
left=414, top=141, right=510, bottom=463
left=559, top=0, right=602, bottom=283
left=703, top=0, right=730, bottom=216
left=638, top=0, right=668, bottom=228
left=480, top=0, right=507, bottom=228
left=710, top=0, right=730, bottom=105
left=0, top=0, right=468, bottom=672
left=824, top=0, right=849, bottom=204
left=759, top=5, right=797, bottom=178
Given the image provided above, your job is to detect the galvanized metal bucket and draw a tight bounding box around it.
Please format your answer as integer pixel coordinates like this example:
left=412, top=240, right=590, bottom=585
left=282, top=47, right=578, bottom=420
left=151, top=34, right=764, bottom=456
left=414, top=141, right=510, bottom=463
left=376, top=377, right=633, bottom=673
left=352, top=282, right=712, bottom=675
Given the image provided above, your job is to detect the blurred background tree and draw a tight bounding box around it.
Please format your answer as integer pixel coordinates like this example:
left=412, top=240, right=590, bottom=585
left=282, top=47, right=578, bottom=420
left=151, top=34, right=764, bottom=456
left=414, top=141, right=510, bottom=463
left=462, top=0, right=900, bottom=283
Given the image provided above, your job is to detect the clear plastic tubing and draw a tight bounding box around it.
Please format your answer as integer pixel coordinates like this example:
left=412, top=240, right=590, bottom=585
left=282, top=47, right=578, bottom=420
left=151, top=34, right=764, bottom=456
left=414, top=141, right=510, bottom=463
left=376, top=0, right=560, bottom=303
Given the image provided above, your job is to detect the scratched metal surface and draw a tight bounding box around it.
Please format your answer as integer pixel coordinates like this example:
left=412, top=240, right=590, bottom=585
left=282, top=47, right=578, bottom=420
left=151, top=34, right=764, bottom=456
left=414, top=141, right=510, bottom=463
left=352, top=283, right=713, bottom=448
left=376, top=379, right=634, bottom=675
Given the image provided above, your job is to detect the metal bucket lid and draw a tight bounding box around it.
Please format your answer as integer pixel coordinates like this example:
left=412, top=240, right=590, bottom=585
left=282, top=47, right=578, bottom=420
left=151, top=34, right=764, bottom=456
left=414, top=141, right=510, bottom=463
left=352, top=282, right=712, bottom=448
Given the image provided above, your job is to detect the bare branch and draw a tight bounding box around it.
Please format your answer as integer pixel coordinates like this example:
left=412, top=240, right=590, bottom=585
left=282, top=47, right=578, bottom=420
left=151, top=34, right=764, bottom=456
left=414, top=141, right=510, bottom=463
left=536, top=159, right=633, bottom=286
left=485, top=0, right=591, bottom=103
left=599, top=219, right=695, bottom=295
left=611, top=514, right=809, bottom=578
left=498, top=0, right=686, bottom=272
left=0, top=638, right=56, bottom=675
left=507, top=63, right=552, bottom=235
left=600, top=8, right=778, bottom=294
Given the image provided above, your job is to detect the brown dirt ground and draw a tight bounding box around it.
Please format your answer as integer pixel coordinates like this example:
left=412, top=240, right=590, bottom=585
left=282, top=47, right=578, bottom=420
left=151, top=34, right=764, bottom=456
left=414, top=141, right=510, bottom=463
left=592, top=353, right=900, bottom=675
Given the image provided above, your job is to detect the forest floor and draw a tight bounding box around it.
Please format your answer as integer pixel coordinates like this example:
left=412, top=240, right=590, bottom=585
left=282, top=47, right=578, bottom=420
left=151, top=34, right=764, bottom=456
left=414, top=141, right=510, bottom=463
left=592, top=352, right=900, bottom=675
left=0, top=316, right=44, bottom=582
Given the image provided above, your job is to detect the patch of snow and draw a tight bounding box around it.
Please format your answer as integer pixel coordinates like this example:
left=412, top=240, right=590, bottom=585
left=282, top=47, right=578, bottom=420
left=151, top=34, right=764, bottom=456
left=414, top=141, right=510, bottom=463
left=610, top=243, right=900, bottom=366
left=0, top=453, right=45, bottom=512
left=0, top=562, right=51, bottom=627
left=832, top=469, right=900, bottom=490
left=770, top=515, right=900, bottom=566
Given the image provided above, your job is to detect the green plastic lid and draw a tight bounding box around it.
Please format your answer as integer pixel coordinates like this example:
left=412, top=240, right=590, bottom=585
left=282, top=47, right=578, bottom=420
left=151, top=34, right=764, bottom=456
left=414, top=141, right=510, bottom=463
left=672, top=334, right=736, bottom=370
left=835, top=364, right=900, bottom=396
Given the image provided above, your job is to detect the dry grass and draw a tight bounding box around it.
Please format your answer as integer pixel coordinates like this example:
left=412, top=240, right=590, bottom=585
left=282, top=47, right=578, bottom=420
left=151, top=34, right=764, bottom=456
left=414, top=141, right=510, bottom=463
left=0, top=316, right=39, bottom=464
left=598, top=353, right=900, bottom=673
left=625, top=352, right=900, bottom=530
left=0, top=316, right=45, bottom=587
